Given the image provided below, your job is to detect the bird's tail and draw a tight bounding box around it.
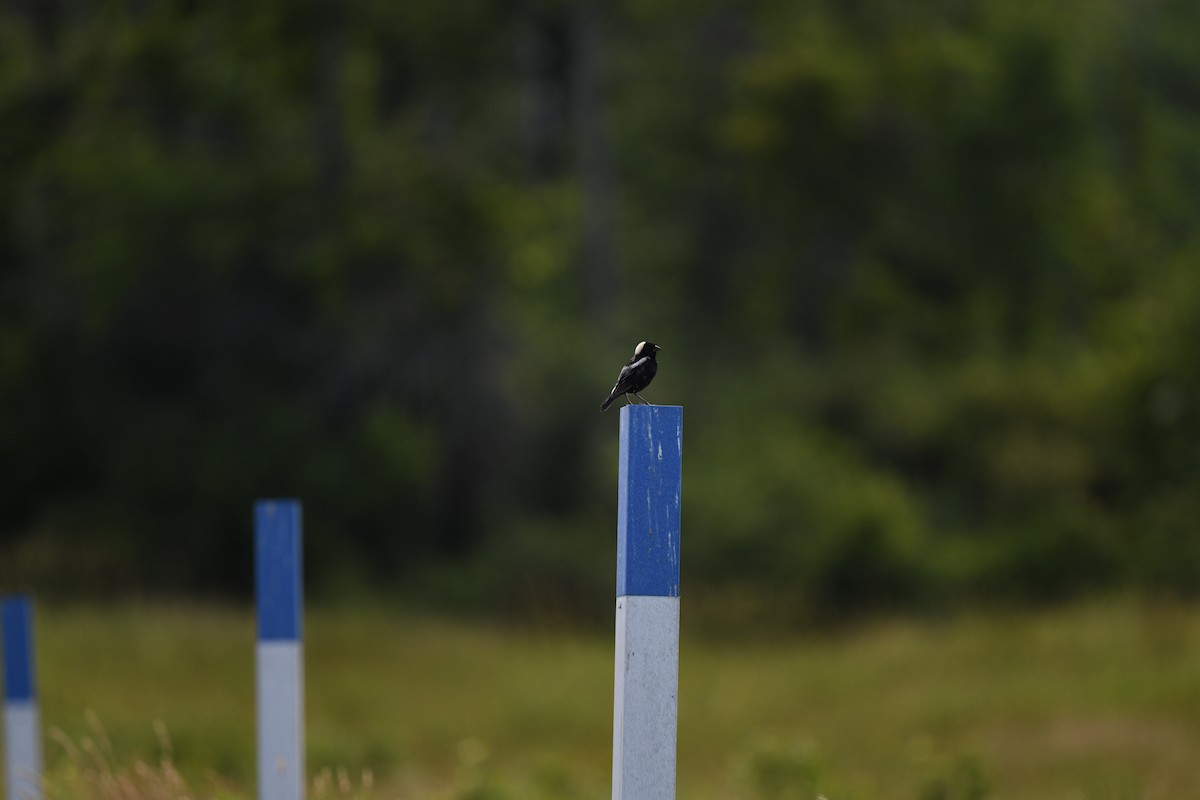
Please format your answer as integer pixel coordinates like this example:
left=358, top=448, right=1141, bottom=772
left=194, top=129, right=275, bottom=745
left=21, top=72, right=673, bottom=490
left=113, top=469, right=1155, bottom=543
left=600, top=391, right=617, bottom=412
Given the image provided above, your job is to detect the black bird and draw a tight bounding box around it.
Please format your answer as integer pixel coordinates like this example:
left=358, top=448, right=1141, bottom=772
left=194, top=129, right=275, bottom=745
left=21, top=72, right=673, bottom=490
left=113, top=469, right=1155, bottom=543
left=600, top=341, right=662, bottom=411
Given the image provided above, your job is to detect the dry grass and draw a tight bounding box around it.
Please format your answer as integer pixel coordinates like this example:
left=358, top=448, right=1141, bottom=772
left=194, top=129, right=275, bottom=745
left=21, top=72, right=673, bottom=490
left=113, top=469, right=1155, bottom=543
left=45, top=714, right=194, bottom=800
left=45, top=713, right=384, bottom=800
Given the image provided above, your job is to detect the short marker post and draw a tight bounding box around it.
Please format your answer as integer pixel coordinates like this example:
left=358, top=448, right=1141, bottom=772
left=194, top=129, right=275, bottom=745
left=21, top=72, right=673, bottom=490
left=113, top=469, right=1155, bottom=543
left=255, top=500, right=305, bottom=800
left=2, top=595, right=42, bottom=800
left=612, top=404, right=683, bottom=800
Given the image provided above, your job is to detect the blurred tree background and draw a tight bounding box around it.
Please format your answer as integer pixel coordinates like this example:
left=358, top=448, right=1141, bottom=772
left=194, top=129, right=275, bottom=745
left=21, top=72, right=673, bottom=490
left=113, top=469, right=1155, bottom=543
left=1, top=0, right=1198, bottom=625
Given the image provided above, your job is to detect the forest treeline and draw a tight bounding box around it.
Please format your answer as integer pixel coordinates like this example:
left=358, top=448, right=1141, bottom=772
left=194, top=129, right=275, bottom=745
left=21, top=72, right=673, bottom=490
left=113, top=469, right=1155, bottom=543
left=1, top=0, right=1198, bottom=624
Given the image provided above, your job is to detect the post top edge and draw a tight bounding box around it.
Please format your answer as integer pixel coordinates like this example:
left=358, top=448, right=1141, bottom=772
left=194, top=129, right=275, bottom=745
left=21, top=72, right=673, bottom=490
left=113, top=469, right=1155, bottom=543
left=255, top=499, right=303, bottom=513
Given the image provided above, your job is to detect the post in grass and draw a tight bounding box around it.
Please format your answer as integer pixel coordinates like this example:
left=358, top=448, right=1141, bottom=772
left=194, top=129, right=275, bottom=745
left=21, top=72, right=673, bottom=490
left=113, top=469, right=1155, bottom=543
left=255, top=499, right=305, bottom=800
left=2, top=595, right=42, bottom=800
left=612, top=404, right=683, bottom=800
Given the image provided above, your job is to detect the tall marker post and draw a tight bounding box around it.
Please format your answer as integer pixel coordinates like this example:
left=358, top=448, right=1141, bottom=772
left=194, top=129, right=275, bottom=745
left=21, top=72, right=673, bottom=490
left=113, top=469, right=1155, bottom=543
left=612, top=404, right=683, bottom=800
left=2, top=596, right=42, bottom=800
left=255, top=500, right=305, bottom=800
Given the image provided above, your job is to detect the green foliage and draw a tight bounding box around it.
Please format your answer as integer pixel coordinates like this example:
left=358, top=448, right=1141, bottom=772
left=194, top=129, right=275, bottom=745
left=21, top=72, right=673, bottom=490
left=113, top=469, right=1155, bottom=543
left=745, top=739, right=823, bottom=800
left=918, top=755, right=989, bottom=800
left=2, top=0, right=1199, bottom=618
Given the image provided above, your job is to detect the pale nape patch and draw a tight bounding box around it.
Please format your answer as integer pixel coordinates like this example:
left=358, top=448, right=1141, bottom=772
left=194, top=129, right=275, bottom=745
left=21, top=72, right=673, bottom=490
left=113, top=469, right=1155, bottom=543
left=634, top=341, right=647, bottom=356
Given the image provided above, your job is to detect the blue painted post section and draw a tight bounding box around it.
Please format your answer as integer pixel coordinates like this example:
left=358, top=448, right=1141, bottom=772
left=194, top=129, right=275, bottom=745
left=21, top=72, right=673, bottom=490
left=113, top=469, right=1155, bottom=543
left=255, top=500, right=305, bottom=800
left=2, top=596, right=42, bottom=800
left=613, top=405, right=683, bottom=800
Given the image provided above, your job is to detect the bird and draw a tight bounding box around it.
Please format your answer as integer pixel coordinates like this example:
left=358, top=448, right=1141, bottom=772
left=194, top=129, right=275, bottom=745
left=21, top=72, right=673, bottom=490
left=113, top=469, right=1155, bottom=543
left=600, top=341, right=662, bottom=411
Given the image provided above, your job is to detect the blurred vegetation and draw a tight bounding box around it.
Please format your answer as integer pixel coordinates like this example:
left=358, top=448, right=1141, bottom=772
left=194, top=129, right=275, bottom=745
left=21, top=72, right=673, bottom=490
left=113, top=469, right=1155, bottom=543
left=33, top=600, right=1200, bottom=798
left=1, top=0, right=1199, bottom=619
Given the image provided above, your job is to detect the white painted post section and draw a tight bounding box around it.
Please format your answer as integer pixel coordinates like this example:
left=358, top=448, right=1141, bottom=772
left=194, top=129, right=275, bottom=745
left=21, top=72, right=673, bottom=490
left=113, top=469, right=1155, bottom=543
left=2, top=596, right=42, bottom=800
left=255, top=500, right=305, bottom=800
left=613, top=405, right=683, bottom=800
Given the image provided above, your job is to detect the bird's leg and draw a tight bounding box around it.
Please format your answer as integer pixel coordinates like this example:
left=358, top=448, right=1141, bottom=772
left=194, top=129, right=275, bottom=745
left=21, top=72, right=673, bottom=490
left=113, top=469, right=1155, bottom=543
left=633, top=392, right=650, bottom=405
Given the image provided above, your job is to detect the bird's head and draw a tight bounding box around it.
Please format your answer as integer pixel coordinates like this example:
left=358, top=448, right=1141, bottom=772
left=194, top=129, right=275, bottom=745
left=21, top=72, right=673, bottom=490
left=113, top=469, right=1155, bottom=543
left=634, top=341, right=662, bottom=358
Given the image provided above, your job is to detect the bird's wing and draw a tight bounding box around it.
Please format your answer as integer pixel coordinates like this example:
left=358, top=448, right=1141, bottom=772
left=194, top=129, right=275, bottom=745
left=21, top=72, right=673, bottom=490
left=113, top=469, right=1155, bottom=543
left=612, top=356, right=650, bottom=392
left=609, top=365, right=631, bottom=393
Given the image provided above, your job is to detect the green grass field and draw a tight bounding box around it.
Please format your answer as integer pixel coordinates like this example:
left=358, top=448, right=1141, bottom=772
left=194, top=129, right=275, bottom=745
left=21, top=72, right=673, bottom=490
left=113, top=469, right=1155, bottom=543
left=25, top=599, right=1200, bottom=800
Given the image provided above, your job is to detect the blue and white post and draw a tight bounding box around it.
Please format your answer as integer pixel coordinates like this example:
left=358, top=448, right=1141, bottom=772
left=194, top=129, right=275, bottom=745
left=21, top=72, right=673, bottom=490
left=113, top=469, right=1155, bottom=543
left=255, top=500, right=305, bottom=800
left=612, top=404, right=683, bottom=800
left=2, top=596, right=42, bottom=800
